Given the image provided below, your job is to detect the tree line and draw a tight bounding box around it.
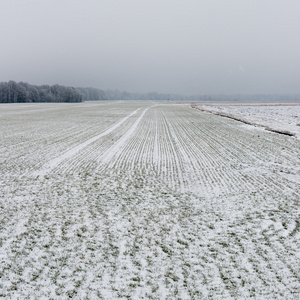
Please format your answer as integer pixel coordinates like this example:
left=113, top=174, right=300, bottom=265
left=78, top=87, right=300, bottom=102
left=0, top=81, right=82, bottom=103
left=78, top=87, right=186, bottom=101
left=1, top=81, right=300, bottom=103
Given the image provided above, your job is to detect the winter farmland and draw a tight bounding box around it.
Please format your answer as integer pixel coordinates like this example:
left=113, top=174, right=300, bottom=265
left=0, top=101, right=299, bottom=299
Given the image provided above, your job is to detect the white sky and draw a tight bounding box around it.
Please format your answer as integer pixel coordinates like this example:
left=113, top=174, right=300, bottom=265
left=0, top=0, right=299, bottom=94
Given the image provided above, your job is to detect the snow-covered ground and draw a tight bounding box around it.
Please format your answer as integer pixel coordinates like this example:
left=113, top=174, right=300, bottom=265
left=1, top=101, right=299, bottom=298
left=193, top=102, right=300, bottom=139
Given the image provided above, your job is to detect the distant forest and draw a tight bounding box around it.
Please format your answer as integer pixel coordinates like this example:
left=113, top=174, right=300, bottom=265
left=1, top=81, right=300, bottom=103
left=77, top=87, right=182, bottom=101
left=0, top=81, right=82, bottom=103
left=78, top=87, right=300, bottom=102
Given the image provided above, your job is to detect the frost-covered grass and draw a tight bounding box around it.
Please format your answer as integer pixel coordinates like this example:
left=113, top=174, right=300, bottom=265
left=1, top=101, right=299, bottom=298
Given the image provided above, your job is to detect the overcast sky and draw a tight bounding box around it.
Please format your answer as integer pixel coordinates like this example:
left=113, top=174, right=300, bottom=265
left=0, top=0, right=299, bottom=94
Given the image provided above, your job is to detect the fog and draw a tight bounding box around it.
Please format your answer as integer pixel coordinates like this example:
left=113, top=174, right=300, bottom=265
left=1, top=0, right=299, bottom=95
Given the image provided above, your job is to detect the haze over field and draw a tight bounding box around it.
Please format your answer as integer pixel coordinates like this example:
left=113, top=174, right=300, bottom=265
left=1, top=0, right=300, bottom=95
left=1, top=1, right=300, bottom=297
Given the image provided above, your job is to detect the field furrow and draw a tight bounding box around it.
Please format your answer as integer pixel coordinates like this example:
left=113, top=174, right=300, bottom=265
left=1, top=101, right=299, bottom=299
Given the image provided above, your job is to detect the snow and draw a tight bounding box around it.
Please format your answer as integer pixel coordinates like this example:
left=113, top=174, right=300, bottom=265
left=33, top=107, right=141, bottom=176
left=0, top=101, right=299, bottom=298
left=194, top=102, right=300, bottom=139
left=100, top=107, right=149, bottom=164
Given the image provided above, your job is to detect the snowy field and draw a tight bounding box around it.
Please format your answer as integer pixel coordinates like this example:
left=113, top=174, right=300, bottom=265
left=0, top=101, right=299, bottom=299
left=193, top=102, right=300, bottom=139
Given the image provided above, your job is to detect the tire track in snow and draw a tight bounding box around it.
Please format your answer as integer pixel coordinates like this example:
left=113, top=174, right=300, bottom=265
left=99, top=107, right=150, bottom=165
left=32, top=108, right=141, bottom=176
